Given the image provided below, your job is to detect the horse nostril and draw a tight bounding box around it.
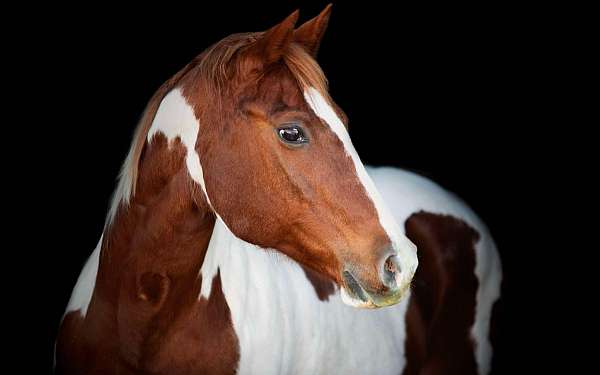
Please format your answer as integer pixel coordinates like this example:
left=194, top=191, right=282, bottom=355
left=382, top=255, right=401, bottom=289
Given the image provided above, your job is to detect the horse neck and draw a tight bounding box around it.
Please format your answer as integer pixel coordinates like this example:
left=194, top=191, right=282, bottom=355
left=97, top=133, right=215, bottom=324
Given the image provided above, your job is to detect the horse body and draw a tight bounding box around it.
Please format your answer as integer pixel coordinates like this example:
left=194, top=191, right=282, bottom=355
left=56, top=7, right=502, bottom=374
left=58, top=165, right=500, bottom=375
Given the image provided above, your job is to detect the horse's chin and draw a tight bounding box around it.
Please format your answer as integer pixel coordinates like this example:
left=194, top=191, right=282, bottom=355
left=340, top=286, right=411, bottom=309
left=340, top=286, right=378, bottom=309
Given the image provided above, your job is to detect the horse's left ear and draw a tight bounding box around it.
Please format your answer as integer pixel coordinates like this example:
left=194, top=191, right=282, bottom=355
left=294, top=4, right=333, bottom=57
left=246, top=10, right=299, bottom=66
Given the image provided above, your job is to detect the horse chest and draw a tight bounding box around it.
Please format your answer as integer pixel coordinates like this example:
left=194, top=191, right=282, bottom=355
left=202, top=220, right=410, bottom=375
left=227, top=282, right=410, bottom=375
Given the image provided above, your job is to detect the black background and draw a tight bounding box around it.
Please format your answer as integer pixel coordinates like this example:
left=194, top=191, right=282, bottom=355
left=13, top=1, right=571, bottom=373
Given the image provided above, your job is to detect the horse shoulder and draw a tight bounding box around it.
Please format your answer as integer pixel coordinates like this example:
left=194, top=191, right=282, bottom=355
left=56, top=236, right=240, bottom=375
left=366, top=166, right=503, bottom=375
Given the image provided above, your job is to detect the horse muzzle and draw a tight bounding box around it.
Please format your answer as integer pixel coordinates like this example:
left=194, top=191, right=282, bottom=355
left=340, top=254, right=416, bottom=308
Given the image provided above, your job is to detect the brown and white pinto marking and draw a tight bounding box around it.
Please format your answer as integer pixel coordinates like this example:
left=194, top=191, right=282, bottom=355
left=56, top=5, right=502, bottom=375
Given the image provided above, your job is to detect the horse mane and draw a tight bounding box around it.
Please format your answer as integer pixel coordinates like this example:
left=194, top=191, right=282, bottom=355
left=107, top=33, right=329, bottom=225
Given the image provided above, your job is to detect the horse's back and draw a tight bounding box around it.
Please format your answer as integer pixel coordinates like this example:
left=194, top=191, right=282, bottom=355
left=367, top=166, right=503, bottom=375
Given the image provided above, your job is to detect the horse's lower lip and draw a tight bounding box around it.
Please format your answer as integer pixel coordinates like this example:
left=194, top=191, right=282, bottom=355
left=342, top=271, right=370, bottom=303
left=341, top=270, right=407, bottom=309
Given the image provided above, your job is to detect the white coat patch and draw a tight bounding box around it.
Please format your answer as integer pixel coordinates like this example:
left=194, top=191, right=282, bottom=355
left=200, top=217, right=410, bottom=375
left=65, top=235, right=103, bottom=317
left=147, top=88, right=212, bottom=206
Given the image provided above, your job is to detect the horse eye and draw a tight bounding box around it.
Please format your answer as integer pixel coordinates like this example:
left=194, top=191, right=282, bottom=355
left=277, top=124, right=308, bottom=145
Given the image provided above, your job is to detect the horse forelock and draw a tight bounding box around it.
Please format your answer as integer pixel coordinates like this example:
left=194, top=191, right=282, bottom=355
left=196, top=32, right=329, bottom=103
left=107, top=33, right=331, bottom=225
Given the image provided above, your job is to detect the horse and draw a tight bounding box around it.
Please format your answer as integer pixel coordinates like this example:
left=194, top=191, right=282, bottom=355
left=56, top=5, right=502, bottom=375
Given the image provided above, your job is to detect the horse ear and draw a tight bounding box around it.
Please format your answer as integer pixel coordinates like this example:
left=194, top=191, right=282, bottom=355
left=248, top=10, right=299, bottom=66
left=293, top=4, right=332, bottom=57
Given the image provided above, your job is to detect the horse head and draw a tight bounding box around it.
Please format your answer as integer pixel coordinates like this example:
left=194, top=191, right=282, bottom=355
left=177, top=6, right=418, bottom=308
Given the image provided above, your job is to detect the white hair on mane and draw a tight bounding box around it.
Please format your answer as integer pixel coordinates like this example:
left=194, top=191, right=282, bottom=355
left=106, top=131, right=139, bottom=224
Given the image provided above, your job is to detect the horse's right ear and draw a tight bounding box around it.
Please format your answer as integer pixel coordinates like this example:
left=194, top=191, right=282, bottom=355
left=294, top=4, right=332, bottom=57
left=243, top=10, right=299, bottom=67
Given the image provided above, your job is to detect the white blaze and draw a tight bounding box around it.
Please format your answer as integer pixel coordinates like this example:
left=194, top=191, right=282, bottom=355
left=303, top=87, right=418, bottom=292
